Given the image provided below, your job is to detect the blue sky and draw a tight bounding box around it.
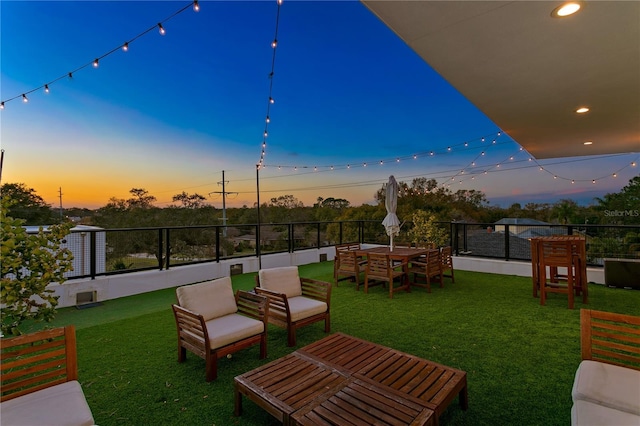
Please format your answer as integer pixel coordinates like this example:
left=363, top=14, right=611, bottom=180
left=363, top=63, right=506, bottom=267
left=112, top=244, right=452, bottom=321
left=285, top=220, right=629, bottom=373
left=2, top=0, right=638, bottom=209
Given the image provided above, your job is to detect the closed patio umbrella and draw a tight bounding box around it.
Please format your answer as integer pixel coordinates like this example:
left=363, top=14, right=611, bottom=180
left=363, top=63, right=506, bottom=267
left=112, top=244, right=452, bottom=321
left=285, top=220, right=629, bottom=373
left=382, top=175, right=400, bottom=251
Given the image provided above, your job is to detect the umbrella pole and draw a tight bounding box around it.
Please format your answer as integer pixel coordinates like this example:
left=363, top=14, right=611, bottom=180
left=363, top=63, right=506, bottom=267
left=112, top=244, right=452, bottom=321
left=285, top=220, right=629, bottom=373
left=390, top=234, right=394, bottom=252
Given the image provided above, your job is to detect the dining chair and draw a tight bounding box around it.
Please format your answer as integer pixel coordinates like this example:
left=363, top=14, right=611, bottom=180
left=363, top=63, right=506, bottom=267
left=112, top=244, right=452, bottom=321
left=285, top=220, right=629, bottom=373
left=333, top=243, right=361, bottom=279
left=539, top=240, right=575, bottom=309
left=440, top=246, right=455, bottom=283
left=334, top=249, right=367, bottom=290
left=364, top=252, right=408, bottom=299
left=407, top=249, right=442, bottom=292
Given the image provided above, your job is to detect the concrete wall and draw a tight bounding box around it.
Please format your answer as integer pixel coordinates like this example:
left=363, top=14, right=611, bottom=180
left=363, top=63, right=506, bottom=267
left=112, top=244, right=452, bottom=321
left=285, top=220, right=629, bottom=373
left=453, top=256, right=605, bottom=285
left=49, top=246, right=605, bottom=309
left=50, top=247, right=336, bottom=308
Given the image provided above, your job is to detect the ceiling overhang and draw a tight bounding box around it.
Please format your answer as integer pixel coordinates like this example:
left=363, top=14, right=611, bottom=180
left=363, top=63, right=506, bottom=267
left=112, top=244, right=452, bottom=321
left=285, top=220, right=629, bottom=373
left=361, top=1, right=640, bottom=159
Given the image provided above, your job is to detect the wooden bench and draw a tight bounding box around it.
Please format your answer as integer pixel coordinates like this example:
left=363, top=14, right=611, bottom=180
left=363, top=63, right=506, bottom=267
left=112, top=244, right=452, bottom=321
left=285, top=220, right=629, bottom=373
left=0, top=325, right=95, bottom=426
left=571, top=309, right=640, bottom=425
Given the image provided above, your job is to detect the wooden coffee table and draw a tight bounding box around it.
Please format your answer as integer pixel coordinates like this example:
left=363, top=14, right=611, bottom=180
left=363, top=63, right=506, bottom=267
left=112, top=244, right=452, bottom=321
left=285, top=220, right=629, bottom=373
left=235, top=333, right=467, bottom=426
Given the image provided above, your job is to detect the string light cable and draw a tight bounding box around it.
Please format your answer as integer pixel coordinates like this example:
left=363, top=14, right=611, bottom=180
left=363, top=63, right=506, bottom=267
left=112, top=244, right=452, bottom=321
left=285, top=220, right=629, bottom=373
left=0, top=1, right=199, bottom=109
left=257, top=0, right=283, bottom=168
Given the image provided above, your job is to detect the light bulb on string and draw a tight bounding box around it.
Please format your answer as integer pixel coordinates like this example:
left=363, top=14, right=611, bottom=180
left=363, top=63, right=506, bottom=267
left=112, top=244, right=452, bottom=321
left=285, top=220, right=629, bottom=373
left=277, top=0, right=283, bottom=5
left=613, top=173, right=617, bottom=177
left=632, top=162, right=637, bottom=167
left=271, top=39, right=278, bottom=48
left=22, top=94, right=28, bottom=103
left=193, top=0, right=200, bottom=12
left=93, top=59, right=99, bottom=68
left=44, top=84, right=50, bottom=93
left=158, top=23, right=166, bottom=35
left=571, top=180, right=575, bottom=184
left=592, top=180, right=596, bottom=184
left=269, top=97, right=275, bottom=104
left=0, top=102, right=4, bottom=110
left=123, top=42, right=129, bottom=52
left=265, top=116, right=270, bottom=123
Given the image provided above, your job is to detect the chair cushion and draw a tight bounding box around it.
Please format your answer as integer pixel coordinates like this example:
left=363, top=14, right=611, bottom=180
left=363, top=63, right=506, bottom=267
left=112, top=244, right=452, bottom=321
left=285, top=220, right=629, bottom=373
left=287, top=296, right=328, bottom=322
left=176, top=277, right=237, bottom=322
left=258, top=266, right=303, bottom=298
left=206, top=313, right=265, bottom=350
left=571, top=400, right=640, bottom=426
left=0, top=381, right=95, bottom=426
left=572, top=360, right=640, bottom=415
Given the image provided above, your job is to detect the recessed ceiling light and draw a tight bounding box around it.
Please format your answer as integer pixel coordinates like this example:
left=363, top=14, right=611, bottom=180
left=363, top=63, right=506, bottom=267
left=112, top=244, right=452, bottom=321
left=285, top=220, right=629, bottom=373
left=576, top=107, right=590, bottom=113
left=552, top=2, right=581, bottom=18
left=583, top=141, right=593, bottom=145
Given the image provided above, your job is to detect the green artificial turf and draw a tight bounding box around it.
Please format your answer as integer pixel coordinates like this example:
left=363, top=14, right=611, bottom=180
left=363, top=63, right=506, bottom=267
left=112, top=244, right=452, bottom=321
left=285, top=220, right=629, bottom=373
left=23, top=262, right=640, bottom=425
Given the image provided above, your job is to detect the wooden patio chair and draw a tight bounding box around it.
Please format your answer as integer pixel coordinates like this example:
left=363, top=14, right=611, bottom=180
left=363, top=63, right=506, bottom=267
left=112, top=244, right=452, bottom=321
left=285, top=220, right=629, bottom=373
left=539, top=240, right=575, bottom=309
left=0, top=325, right=95, bottom=426
left=441, top=246, right=455, bottom=283
left=364, top=252, right=409, bottom=299
left=407, top=248, right=443, bottom=292
left=334, top=249, right=367, bottom=290
left=255, top=266, right=332, bottom=346
left=173, top=277, right=268, bottom=381
left=333, top=243, right=361, bottom=277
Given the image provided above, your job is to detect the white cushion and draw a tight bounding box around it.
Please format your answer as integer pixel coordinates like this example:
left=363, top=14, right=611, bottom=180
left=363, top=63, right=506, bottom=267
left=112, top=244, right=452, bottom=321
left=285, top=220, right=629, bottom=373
left=176, top=277, right=237, bottom=322
left=0, top=381, right=94, bottom=426
left=258, top=267, right=302, bottom=298
left=287, top=296, right=327, bottom=322
left=571, top=400, right=640, bottom=426
left=572, top=360, right=640, bottom=415
left=206, top=313, right=265, bottom=350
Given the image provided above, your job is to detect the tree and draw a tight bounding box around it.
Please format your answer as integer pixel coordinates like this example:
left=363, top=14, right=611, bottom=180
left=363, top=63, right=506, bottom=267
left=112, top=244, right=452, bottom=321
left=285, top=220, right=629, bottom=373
left=127, top=188, right=156, bottom=209
left=1, top=197, right=74, bottom=336
left=172, top=192, right=207, bottom=209
left=596, top=176, right=640, bottom=225
left=0, top=183, right=58, bottom=225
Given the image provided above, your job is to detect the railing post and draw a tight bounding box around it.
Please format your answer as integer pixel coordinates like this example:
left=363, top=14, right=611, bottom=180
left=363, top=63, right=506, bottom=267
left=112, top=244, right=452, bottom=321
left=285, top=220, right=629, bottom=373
left=504, top=224, right=510, bottom=261
left=157, top=229, right=164, bottom=270
left=165, top=228, right=171, bottom=270
left=215, top=226, right=221, bottom=262
left=90, top=231, right=96, bottom=279
left=255, top=224, right=261, bottom=266
left=453, top=223, right=460, bottom=255
left=289, top=223, right=294, bottom=253
left=339, top=222, right=343, bottom=244
left=567, top=225, right=574, bottom=235
left=316, top=222, right=321, bottom=248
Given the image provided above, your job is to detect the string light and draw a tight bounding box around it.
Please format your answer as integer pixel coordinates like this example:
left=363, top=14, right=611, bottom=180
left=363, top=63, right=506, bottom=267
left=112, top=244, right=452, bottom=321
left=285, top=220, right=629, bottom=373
left=193, top=0, right=200, bottom=12
left=158, top=23, right=166, bottom=35
left=0, top=102, right=4, bottom=110
left=22, top=94, right=28, bottom=103
left=257, top=0, right=283, bottom=168
left=1, top=1, right=199, bottom=108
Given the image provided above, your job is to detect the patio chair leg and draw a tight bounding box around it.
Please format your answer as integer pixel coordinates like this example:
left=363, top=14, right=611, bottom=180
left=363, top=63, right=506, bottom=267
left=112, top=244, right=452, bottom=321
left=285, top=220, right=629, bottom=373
left=324, top=315, right=330, bottom=333
left=260, top=335, right=267, bottom=359
left=178, top=346, right=187, bottom=363
left=287, top=328, right=296, bottom=347
left=206, top=356, right=218, bottom=382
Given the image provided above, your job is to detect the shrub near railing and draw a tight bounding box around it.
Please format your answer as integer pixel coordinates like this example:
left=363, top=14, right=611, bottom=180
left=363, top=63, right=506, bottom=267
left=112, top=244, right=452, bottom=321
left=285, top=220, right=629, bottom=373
left=64, top=221, right=640, bottom=279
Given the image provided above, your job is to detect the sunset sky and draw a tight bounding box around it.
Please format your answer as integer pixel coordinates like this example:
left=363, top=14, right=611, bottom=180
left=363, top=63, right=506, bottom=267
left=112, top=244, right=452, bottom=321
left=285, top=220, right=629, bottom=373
left=2, top=1, right=638, bottom=210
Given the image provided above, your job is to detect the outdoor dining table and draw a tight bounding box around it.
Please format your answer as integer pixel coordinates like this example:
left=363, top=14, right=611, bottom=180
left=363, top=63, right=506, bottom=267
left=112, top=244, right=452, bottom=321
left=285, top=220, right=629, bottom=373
left=356, top=246, right=432, bottom=289
left=530, top=236, right=588, bottom=303
left=355, top=246, right=431, bottom=263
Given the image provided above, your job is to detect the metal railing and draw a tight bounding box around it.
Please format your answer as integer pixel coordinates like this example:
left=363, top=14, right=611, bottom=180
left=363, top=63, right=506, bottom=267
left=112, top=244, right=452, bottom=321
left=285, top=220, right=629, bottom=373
left=64, top=221, right=639, bottom=279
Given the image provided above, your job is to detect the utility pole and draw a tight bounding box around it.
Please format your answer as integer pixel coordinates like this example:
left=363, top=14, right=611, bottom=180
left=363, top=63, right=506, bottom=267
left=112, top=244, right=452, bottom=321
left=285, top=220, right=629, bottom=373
left=208, top=170, right=237, bottom=237
left=58, top=187, right=64, bottom=220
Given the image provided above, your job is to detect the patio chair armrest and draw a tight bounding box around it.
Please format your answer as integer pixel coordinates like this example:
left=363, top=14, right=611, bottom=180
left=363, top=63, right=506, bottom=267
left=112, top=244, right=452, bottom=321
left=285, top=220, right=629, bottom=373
left=254, top=287, right=291, bottom=320
left=300, top=277, right=332, bottom=304
left=236, top=290, right=269, bottom=322
left=172, top=304, right=207, bottom=353
left=409, top=260, right=427, bottom=267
